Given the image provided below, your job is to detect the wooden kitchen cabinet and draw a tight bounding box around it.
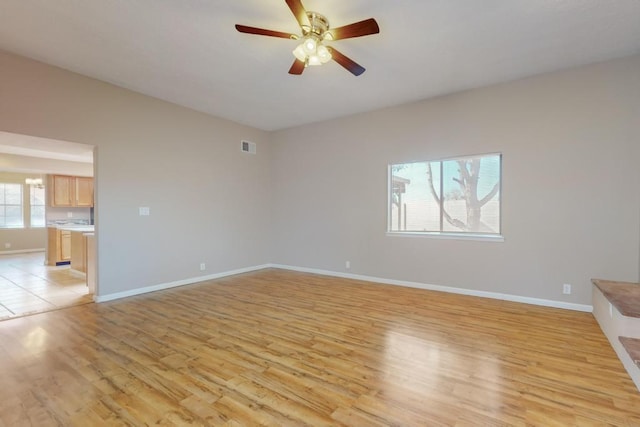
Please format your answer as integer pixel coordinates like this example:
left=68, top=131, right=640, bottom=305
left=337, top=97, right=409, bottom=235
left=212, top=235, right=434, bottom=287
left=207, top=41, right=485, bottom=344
left=47, top=227, right=72, bottom=265
left=75, top=177, right=94, bottom=207
left=48, top=175, right=94, bottom=207
left=70, top=230, right=87, bottom=273
left=61, top=230, right=71, bottom=260
left=50, top=175, right=74, bottom=206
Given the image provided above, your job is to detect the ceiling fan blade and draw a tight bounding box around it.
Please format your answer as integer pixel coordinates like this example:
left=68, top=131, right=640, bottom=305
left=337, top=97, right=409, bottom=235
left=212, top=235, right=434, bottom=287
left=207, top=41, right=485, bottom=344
left=328, top=47, right=365, bottom=76
left=235, top=24, right=295, bottom=39
left=288, top=59, right=305, bottom=75
left=329, top=18, right=380, bottom=40
left=285, top=0, right=309, bottom=27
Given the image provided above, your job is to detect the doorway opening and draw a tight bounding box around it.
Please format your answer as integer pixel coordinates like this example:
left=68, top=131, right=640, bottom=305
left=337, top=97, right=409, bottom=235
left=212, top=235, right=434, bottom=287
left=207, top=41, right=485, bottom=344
left=0, top=131, right=96, bottom=320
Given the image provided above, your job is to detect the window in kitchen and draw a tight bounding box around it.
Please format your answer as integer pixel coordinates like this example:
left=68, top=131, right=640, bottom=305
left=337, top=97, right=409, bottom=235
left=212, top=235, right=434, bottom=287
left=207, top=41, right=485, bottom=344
left=30, top=185, right=46, bottom=227
left=388, top=153, right=502, bottom=239
left=0, top=183, right=24, bottom=228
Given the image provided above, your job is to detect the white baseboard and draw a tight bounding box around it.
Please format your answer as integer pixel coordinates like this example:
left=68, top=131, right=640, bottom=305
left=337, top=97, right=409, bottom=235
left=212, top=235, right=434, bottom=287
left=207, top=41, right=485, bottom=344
left=95, top=262, right=593, bottom=313
left=0, top=248, right=45, bottom=255
left=95, top=264, right=271, bottom=303
left=270, top=264, right=593, bottom=313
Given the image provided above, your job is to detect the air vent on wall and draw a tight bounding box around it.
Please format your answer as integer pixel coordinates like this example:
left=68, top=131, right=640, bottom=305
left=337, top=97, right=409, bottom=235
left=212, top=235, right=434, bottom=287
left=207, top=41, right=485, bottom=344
left=241, top=140, right=257, bottom=154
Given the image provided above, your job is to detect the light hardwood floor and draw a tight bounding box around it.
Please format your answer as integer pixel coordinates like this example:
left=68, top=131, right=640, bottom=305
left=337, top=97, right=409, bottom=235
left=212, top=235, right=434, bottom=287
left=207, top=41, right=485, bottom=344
left=0, top=269, right=638, bottom=426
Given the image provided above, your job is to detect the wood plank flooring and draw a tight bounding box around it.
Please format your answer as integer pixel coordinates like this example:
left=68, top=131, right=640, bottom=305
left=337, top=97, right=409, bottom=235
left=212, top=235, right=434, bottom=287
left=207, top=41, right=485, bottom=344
left=0, top=269, right=639, bottom=426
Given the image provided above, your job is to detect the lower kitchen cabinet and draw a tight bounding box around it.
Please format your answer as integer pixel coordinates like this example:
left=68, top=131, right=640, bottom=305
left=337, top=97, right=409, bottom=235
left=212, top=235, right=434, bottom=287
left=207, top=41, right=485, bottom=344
left=70, top=231, right=87, bottom=273
left=47, top=227, right=71, bottom=265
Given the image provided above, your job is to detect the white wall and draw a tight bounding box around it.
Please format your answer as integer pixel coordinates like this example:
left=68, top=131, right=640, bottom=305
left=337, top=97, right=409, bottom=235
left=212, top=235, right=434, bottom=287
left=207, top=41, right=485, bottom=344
left=1, top=48, right=638, bottom=306
left=0, top=228, right=45, bottom=253
left=271, top=55, right=640, bottom=306
left=0, top=50, right=272, bottom=296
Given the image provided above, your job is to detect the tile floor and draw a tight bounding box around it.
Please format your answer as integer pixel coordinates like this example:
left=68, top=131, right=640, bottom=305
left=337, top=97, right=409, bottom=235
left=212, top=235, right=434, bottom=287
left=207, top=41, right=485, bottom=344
left=0, top=252, right=92, bottom=320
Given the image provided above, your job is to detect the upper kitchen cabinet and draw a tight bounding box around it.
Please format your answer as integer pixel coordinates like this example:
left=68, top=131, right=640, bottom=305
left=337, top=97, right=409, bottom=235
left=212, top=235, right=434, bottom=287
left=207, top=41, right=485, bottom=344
left=75, top=177, right=94, bottom=207
left=50, top=175, right=74, bottom=206
left=48, top=175, right=94, bottom=207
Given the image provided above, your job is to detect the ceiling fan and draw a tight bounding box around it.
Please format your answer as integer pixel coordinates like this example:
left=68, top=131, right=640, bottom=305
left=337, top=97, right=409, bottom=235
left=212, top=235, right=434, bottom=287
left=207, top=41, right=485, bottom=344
left=235, top=0, right=380, bottom=76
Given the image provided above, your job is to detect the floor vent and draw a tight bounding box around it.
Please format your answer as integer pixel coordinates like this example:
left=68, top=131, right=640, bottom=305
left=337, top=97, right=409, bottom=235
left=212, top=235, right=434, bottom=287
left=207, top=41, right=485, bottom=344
left=241, top=140, right=256, bottom=154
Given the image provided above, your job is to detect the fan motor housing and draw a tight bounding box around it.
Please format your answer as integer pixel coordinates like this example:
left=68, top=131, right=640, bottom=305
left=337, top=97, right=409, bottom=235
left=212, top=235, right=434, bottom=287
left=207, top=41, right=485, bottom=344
left=304, top=11, right=330, bottom=37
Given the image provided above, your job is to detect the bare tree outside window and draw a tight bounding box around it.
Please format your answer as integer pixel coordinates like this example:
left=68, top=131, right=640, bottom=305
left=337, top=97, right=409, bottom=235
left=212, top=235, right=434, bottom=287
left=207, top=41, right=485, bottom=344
left=389, top=154, right=501, bottom=236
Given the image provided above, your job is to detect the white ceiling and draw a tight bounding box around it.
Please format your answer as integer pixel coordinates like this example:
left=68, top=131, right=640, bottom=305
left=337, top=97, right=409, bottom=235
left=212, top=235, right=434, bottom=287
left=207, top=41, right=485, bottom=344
left=1, top=0, right=640, bottom=132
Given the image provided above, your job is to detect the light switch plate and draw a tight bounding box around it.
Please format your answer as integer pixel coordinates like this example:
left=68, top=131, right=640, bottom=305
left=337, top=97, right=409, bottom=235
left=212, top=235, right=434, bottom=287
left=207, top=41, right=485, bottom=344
left=139, top=207, right=150, bottom=216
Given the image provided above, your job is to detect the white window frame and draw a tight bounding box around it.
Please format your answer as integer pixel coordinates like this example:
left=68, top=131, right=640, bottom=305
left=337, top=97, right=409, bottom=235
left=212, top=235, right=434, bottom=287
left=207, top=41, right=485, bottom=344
left=29, top=185, right=46, bottom=228
left=387, top=153, right=503, bottom=242
left=0, top=183, right=25, bottom=229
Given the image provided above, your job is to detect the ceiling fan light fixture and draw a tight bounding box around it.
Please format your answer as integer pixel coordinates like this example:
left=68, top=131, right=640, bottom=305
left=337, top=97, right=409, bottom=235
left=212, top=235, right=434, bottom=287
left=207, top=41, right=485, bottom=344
left=308, top=55, right=322, bottom=66
left=293, top=35, right=331, bottom=66
left=292, top=44, right=307, bottom=62
left=302, top=36, right=317, bottom=55
left=236, top=1, right=379, bottom=76
left=316, top=44, right=331, bottom=63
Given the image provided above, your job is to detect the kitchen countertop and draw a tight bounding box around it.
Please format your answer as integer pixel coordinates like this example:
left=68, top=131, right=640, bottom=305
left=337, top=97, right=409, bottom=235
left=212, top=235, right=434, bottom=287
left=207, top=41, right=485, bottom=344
left=53, top=225, right=95, bottom=232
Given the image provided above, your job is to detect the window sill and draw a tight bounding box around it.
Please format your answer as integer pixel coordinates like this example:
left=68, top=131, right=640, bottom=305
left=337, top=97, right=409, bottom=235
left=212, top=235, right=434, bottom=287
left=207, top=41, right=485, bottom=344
left=386, top=231, right=504, bottom=242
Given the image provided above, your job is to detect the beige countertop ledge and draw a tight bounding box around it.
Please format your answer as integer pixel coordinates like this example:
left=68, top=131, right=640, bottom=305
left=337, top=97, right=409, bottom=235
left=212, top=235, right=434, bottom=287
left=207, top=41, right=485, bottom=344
left=592, top=279, right=640, bottom=318
left=52, top=225, right=95, bottom=232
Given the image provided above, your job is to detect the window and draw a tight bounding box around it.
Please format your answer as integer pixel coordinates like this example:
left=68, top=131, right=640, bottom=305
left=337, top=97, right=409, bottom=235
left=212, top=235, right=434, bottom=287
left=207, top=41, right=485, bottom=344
left=0, top=183, right=24, bottom=228
left=389, top=153, right=501, bottom=237
left=30, top=186, right=46, bottom=227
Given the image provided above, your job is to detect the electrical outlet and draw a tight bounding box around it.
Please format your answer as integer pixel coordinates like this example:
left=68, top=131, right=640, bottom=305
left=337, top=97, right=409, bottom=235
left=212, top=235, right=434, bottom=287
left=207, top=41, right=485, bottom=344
left=562, top=283, right=571, bottom=295
left=139, top=207, right=150, bottom=216
left=67, top=212, right=73, bottom=218
left=200, top=263, right=206, bottom=271
left=4, top=243, right=10, bottom=249
left=345, top=261, right=350, bottom=269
